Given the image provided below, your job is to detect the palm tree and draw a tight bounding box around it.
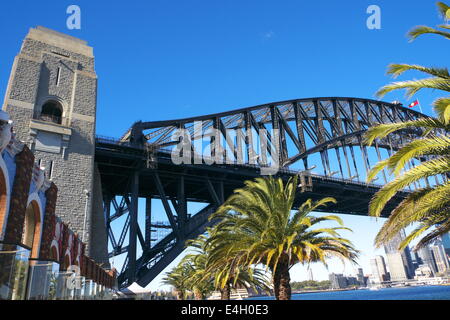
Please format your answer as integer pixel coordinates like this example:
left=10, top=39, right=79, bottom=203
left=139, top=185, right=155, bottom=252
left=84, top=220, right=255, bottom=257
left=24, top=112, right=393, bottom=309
left=180, top=235, right=215, bottom=300
left=186, top=234, right=270, bottom=300
left=209, top=260, right=271, bottom=300
left=181, top=253, right=214, bottom=300
left=207, top=176, right=359, bottom=300
left=161, top=263, right=190, bottom=300
left=365, top=1, right=450, bottom=250
left=202, top=230, right=271, bottom=300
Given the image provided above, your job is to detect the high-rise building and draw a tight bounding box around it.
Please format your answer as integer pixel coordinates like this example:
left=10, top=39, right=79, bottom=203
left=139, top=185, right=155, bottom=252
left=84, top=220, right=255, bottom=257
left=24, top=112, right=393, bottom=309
left=410, top=251, right=420, bottom=270
left=440, top=233, right=450, bottom=257
left=346, top=276, right=359, bottom=287
left=307, top=268, right=314, bottom=281
left=386, top=253, right=409, bottom=281
left=329, top=273, right=347, bottom=289
left=416, top=246, right=437, bottom=274
left=375, top=255, right=389, bottom=280
left=430, top=244, right=450, bottom=274
left=384, top=230, right=415, bottom=280
left=370, top=256, right=388, bottom=283
left=369, top=258, right=381, bottom=283
left=356, top=268, right=366, bottom=286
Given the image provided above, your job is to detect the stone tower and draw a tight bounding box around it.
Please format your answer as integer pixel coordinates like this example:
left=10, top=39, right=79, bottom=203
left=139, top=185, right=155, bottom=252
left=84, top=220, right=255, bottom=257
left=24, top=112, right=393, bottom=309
left=2, top=26, right=109, bottom=265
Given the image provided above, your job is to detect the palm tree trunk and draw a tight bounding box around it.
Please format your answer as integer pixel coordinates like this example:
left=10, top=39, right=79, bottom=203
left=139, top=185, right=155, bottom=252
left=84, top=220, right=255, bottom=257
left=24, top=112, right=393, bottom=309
left=220, top=284, right=231, bottom=300
left=272, top=261, right=291, bottom=300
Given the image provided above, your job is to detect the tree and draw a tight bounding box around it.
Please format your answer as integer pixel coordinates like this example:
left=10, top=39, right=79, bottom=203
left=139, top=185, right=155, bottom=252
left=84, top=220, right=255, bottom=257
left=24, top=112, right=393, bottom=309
left=365, top=1, right=450, bottom=250
left=161, top=263, right=191, bottom=300
left=207, top=176, right=359, bottom=300
left=208, top=260, right=271, bottom=300
left=180, top=246, right=215, bottom=300
left=186, top=234, right=271, bottom=300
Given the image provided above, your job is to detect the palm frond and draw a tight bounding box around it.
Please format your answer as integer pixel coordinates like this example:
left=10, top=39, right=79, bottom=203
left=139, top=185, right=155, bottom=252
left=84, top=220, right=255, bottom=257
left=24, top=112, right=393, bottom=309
left=364, top=118, right=447, bottom=146
left=376, top=77, right=450, bottom=98
left=437, top=2, right=450, bottom=19
left=433, top=97, right=450, bottom=124
left=408, top=26, right=450, bottom=41
left=386, top=63, right=450, bottom=79
left=368, top=157, right=450, bottom=217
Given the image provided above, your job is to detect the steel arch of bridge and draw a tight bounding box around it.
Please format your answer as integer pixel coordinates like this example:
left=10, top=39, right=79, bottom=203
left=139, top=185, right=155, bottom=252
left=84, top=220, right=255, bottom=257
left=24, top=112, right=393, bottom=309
left=96, top=97, right=430, bottom=289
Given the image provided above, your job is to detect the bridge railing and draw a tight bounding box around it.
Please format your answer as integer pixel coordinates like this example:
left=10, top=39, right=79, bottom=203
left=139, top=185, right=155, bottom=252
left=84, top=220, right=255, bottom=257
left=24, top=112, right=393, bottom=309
left=96, top=135, right=388, bottom=190
left=96, top=135, right=137, bottom=148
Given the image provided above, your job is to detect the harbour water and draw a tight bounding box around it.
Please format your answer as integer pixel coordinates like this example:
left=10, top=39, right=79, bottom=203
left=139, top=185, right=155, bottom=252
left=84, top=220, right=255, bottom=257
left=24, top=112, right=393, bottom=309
left=248, top=285, right=450, bottom=300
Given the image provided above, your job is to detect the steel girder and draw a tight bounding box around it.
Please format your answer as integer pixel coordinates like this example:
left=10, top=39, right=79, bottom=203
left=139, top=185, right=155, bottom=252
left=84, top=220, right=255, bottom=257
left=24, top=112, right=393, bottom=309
left=100, top=97, right=432, bottom=288
left=121, top=97, right=426, bottom=179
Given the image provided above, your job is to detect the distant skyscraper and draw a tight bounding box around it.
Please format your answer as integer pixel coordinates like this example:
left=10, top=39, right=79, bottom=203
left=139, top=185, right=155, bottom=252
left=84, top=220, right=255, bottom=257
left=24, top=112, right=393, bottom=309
left=356, top=268, right=366, bottom=286
left=386, top=253, right=410, bottom=281
left=307, top=268, right=314, bottom=281
left=430, top=244, right=450, bottom=274
left=411, top=251, right=420, bottom=270
left=329, top=273, right=347, bottom=289
left=440, top=233, right=450, bottom=257
left=370, top=256, right=388, bottom=283
left=370, top=258, right=381, bottom=283
left=375, top=255, right=389, bottom=280
left=384, top=230, right=415, bottom=280
left=416, top=246, right=437, bottom=274
left=346, top=276, right=359, bottom=286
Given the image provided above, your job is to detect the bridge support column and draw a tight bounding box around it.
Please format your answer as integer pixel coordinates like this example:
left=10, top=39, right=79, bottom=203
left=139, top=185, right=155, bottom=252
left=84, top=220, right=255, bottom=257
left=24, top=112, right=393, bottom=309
left=177, top=176, right=187, bottom=235
left=145, top=197, right=152, bottom=246
left=127, top=171, right=139, bottom=285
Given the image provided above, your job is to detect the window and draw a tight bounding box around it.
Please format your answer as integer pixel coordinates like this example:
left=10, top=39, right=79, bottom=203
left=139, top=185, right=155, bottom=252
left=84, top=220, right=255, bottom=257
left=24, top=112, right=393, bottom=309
left=56, top=67, right=61, bottom=86
left=48, top=160, right=54, bottom=179
left=40, top=101, right=63, bottom=125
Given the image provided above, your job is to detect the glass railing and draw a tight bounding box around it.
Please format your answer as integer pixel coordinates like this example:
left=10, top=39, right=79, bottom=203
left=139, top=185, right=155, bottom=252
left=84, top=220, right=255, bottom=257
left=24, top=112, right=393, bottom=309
left=0, top=244, right=30, bottom=300
left=26, top=260, right=59, bottom=300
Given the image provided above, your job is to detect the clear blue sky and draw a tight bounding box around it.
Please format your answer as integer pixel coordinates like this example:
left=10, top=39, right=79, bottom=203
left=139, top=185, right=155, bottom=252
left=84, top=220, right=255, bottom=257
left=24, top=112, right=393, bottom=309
left=0, top=1, right=448, bottom=290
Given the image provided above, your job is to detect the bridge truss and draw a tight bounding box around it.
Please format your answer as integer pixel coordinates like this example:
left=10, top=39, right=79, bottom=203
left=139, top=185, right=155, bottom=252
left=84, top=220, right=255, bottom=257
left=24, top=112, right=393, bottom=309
left=95, top=97, right=433, bottom=288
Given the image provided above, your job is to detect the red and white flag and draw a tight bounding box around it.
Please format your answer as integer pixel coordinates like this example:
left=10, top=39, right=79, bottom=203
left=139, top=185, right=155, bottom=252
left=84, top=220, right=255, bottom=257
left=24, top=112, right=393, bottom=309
left=408, top=100, right=419, bottom=108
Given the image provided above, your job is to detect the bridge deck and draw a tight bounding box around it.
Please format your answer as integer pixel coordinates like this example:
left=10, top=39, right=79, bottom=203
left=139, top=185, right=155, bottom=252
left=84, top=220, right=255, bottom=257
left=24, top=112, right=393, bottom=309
left=96, top=136, right=404, bottom=217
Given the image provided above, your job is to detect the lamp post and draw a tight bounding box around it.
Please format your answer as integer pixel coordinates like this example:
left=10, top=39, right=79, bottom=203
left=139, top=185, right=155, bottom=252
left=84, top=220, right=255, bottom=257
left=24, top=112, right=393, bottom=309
left=82, top=189, right=90, bottom=242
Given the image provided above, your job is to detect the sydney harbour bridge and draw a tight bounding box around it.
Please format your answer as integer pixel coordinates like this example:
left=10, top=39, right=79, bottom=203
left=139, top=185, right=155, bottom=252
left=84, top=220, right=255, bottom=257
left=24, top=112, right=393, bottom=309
left=95, top=96, right=428, bottom=289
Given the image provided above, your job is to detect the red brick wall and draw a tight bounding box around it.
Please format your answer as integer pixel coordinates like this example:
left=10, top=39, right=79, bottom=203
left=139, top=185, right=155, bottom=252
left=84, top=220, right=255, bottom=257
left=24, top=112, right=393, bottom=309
left=3, top=146, right=34, bottom=244
left=60, top=223, right=70, bottom=271
left=38, top=183, right=58, bottom=261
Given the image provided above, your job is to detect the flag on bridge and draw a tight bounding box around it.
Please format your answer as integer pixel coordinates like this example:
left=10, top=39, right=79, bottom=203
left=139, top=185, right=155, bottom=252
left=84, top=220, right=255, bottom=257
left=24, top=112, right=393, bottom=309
left=408, top=100, right=419, bottom=108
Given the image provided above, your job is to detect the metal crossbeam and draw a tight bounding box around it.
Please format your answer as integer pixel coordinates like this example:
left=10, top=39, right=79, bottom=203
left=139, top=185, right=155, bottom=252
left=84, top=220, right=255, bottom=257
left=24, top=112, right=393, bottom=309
left=100, top=97, right=430, bottom=288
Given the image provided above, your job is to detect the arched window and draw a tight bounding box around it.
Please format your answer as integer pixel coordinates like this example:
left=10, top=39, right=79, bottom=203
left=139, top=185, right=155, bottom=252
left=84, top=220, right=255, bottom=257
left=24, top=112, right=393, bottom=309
left=39, top=101, right=63, bottom=125
left=22, top=201, right=41, bottom=258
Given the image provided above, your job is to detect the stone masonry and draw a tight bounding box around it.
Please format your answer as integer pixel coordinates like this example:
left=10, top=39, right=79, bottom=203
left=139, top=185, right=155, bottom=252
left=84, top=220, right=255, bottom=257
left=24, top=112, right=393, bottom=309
left=2, top=26, right=109, bottom=265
